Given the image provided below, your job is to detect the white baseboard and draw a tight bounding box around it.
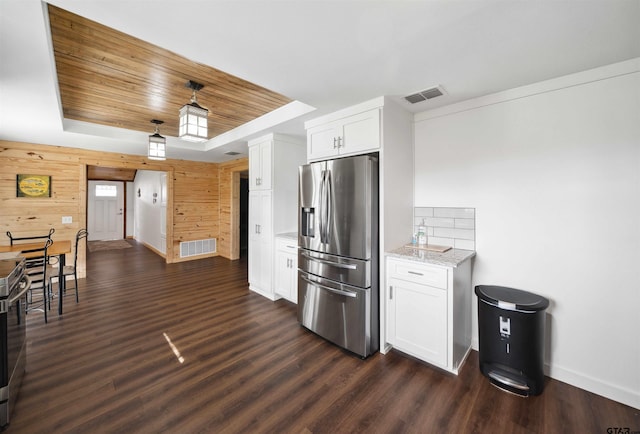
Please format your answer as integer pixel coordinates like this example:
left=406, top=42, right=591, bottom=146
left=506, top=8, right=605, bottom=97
left=471, top=339, right=639, bottom=409
left=548, top=363, right=640, bottom=410
left=249, top=285, right=279, bottom=301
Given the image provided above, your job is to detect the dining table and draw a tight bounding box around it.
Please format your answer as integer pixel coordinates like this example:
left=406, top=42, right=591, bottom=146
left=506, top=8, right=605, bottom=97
left=0, top=240, right=72, bottom=315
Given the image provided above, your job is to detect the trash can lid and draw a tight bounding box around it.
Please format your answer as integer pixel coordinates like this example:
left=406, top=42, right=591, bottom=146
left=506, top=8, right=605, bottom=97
left=475, top=285, right=549, bottom=311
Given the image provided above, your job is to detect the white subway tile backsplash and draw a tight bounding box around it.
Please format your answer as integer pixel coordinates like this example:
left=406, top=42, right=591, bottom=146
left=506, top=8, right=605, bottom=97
left=434, top=227, right=475, bottom=240
left=414, top=207, right=434, bottom=218
left=414, top=207, right=475, bottom=251
left=426, top=217, right=455, bottom=228
left=434, top=207, right=475, bottom=219
left=455, top=218, right=475, bottom=229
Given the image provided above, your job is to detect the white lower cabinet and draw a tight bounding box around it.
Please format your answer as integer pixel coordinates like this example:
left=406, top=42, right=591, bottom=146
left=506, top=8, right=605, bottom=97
left=274, top=237, right=298, bottom=303
left=388, top=276, right=448, bottom=367
left=386, top=256, right=472, bottom=375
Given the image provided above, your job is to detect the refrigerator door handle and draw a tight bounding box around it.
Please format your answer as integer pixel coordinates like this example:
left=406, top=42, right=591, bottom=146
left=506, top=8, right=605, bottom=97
left=319, top=170, right=326, bottom=244
left=300, top=252, right=357, bottom=270
left=325, top=170, right=332, bottom=244
left=320, top=170, right=330, bottom=244
left=300, top=275, right=358, bottom=298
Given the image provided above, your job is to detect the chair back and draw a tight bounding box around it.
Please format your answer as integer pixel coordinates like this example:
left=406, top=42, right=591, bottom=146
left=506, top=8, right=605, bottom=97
left=21, top=238, right=54, bottom=279
left=73, top=229, right=89, bottom=268
left=6, top=228, right=55, bottom=246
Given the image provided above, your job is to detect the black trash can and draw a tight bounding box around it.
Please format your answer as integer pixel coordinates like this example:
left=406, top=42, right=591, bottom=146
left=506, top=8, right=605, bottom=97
left=475, top=285, right=549, bottom=396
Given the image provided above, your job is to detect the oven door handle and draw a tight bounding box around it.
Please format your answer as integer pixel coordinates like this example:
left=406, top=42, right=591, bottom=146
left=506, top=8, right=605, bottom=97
left=9, top=276, right=31, bottom=304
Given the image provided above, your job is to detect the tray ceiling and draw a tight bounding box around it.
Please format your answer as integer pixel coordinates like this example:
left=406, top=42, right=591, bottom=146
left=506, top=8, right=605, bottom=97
left=48, top=4, right=293, bottom=140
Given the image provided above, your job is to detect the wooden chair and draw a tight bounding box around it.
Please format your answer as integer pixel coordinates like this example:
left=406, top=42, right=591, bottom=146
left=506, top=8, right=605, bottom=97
left=50, top=228, right=88, bottom=304
left=21, top=238, right=54, bottom=323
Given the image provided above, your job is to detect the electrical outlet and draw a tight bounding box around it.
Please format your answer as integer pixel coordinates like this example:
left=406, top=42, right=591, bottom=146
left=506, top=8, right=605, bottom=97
left=62, top=216, right=72, bottom=224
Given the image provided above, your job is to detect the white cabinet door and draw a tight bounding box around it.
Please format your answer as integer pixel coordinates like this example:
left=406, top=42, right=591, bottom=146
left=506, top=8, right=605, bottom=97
left=307, top=122, right=339, bottom=161
left=249, top=140, right=272, bottom=190
left=274, top=239, right=298, bottom=303
left=339, top=109, right=380, bottom=157
left=275, top=250, right=296, bottom=302
left=248, top=190, right=273, bottom=296
left=387, top=277, right=448, bottom=367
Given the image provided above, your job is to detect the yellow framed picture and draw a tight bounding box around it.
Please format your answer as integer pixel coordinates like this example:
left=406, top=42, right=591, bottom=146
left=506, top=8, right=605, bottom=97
left=17, top=174, right=51, bottom=198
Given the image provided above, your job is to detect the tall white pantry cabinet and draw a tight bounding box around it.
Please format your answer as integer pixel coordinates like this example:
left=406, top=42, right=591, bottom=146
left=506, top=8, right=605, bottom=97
left=248, top=133, right=305, bottom=300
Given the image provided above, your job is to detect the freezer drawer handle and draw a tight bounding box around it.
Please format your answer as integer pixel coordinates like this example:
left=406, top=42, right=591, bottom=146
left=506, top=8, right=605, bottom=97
left=301, top=252, right=357, bottom=270
left=407, top=271, right=424, bottom=276
left=300, top=275, right=358, bottom=298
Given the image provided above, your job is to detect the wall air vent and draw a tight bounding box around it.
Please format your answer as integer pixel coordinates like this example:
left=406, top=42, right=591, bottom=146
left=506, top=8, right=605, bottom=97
left=180, top=238, right=216, bottom=258
left=224, top=151, right=241, bottom=156
left=405, top=85, right=446, bottom=104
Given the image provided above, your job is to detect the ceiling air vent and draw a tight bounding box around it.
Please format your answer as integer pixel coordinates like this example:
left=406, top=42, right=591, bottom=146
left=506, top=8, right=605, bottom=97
left=405, top=86, right=446, bottom=104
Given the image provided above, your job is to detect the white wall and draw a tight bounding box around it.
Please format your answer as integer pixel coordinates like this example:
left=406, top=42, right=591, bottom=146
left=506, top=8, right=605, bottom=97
left=126, top=182, right=134, bottom=238
left=133, top=170, right=166, bottom=254
left=413, top=59, right=640, bottom=408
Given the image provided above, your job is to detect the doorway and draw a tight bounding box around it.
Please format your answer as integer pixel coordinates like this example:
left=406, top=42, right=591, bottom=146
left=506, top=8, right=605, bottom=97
left=240, top=175, right=249, bottom=258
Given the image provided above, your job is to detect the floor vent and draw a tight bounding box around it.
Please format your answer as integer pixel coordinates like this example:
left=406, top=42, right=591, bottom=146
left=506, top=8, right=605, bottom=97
left=180, top=238, right=216, bottom=258
left=405, top=85, right=446, bottom=104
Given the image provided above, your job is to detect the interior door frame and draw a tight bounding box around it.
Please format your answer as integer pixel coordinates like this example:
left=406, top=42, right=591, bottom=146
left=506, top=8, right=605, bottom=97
left=81, top=163, right=174, bottom=263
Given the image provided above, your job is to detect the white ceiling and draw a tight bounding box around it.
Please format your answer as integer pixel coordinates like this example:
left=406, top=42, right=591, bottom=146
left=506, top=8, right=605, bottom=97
left=1, top=0, right=639, bottom=163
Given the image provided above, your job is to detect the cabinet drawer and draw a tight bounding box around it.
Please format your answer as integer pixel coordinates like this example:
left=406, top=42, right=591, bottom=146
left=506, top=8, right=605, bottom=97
left=275, top=237, right=298, bottom=253
left=387, top=258, right=448, bottom=289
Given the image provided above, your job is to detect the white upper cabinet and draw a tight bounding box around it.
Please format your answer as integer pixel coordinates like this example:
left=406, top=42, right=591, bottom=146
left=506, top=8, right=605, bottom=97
left=306, top=107, right=380, bottom=161
left=249, top=138, right=273, bottom=190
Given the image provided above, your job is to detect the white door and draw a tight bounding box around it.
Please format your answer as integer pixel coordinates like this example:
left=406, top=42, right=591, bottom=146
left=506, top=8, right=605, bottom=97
left=88, top=181, right=125, bottom=241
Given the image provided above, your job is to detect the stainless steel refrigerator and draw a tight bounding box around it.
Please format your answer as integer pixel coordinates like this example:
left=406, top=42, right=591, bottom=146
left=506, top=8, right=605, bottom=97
left=297, top=154, right=379, bottom=358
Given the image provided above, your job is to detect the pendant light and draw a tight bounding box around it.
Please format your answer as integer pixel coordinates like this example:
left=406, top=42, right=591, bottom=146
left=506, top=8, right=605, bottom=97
left=179, top=80, right=208, bottom=142
left=148, top=119, right=166, bottom=160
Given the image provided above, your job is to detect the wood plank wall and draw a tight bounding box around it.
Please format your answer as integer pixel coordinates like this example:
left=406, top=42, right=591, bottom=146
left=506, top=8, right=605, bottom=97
left=0, top=140, right=247, bottom=276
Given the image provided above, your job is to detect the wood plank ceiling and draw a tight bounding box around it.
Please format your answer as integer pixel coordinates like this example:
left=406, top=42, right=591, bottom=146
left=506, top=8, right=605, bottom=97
left=48, top=4, right=292, bottom=140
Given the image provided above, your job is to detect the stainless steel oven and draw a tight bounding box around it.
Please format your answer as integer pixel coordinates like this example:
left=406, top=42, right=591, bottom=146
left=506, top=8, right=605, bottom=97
left=0, top=257, right=29, bottom=430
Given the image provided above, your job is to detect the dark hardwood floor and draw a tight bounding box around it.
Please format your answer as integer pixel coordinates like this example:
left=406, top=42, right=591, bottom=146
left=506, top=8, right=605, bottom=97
left=8, top=240, right=638, bottom=433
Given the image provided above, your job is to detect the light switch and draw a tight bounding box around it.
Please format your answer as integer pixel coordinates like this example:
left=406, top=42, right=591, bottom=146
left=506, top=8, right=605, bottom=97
left=62, top=216, right=73, bottom=224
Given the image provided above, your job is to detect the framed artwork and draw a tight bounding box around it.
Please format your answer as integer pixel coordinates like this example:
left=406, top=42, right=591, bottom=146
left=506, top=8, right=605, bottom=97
left=16, top=174, right=51, bottom=198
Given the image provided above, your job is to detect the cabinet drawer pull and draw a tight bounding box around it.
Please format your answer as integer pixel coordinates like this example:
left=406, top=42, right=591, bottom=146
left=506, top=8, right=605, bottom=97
left=408, top=271, right=424, bottom=276
left=389, top=285, right=393, bottom=300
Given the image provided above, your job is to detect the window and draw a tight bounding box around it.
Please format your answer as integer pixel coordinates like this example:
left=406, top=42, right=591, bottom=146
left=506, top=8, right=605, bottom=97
left=95, top=184, right=117, bottom=197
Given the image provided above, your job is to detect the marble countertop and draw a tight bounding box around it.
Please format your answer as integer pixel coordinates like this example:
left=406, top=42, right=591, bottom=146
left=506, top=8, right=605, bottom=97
left=386, top=245, right=476, bottom=268
left=275, top=232, right=298, bottom=241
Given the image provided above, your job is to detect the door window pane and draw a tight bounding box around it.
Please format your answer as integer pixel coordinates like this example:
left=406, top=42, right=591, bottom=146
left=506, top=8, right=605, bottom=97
left=95, top=184, right=117, bottom=197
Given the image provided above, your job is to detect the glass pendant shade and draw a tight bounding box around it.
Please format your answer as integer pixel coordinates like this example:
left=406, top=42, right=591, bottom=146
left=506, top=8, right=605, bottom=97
left=179, top=101, right=208, bottom=142
left=148, top=125, right=166, bottom=160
